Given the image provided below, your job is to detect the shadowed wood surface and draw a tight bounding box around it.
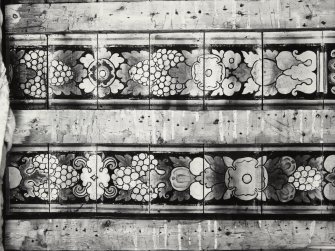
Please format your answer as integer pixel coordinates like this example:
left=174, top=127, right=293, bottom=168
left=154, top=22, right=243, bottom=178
left=11, top=109, right=328, bottom=145
left=5, top=0, right=335, bottom=34
left=4, top=219, right=335, bottom=250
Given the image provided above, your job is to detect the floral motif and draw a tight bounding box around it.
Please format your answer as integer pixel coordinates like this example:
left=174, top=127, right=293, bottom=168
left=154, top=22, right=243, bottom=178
left=209, top=49, right=259, bottom=97
left=180, top=50, right=252, bottom=97
left=79, top=48, right=126, bottom=97
left=224, top=157, right=268, bottom=201
left=212, top=76, right=242, bottom=96
left=73, top=154, right=117, bottom=200
left=222, top=50, right=242, bottom=70
left=192, top=54, right=225, bottom=91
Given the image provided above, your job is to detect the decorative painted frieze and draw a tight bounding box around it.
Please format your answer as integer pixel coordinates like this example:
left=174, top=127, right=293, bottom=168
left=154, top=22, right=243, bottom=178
left=6, top=31, right=333, bottom=109
left=7, top=145, right=335, bottom=214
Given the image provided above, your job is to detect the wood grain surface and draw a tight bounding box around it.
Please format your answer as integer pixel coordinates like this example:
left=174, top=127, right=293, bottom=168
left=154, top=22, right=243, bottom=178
left=11, top=109, right=327, bottom=145
left=5, top=0, right=335, bottom=33
left=4, top=218, right=335, bottom=250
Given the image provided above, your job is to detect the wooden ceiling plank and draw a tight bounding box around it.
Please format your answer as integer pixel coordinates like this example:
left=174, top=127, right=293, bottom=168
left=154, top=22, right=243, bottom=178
left=5, top=218, right=335, bottom=250
left=11, top=109, right=327, bottom=145
left=5, top=0, right=335, bottom=33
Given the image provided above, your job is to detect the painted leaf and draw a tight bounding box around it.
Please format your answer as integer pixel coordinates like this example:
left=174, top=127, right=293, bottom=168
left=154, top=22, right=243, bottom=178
left=53, top=50, right=85, bottom=67
left=169, top=156, right=192, bottom=168
left=115, top=189, right=132, bottom=202
left=294, top=191, right=310, bottom=203
left=264, top=186, right=278, bottom=201
left=115, top=154, right=132, bottom=167
left=326, top=173, right=335, bottom=184
left=169, top=62, right=192, bottom=84
left=182, top=49, right=202, bottom=66
left=204, top=155, right=228, bottom=174
left=180, top=79, right=203, bottom=97
left=121, top=80, right=149, bottom=96
left=122, top=50, right=149, bottom=66
left=276, top=183, right=296, bottom=203
left=205, top=183, right=226, bottom=201
left=170, top=190, right=191, bottom=202
left=10, top=188, right=25, bottom=202
left=223, top=188, right=234, bottom=200
left=58, top=154, right=76, bottom=166
left=308, top=188, right=323, bottom=201
left=233, top=63, right=252, bottom=83
left=295, top=155, right=311, bottom=167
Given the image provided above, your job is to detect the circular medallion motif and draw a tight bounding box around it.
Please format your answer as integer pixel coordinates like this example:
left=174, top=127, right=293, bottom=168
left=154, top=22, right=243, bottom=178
left=88, top=58, right=116, bottom=88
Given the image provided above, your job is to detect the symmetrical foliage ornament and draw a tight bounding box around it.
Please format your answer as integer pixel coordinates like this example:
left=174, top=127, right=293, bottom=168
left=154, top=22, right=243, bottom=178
left=72, top=154, right=118, bottom=200
left=261, top=49, right=317, bottom=96
left=79, top=48, right=127, bottom=97
left=196, top=48, right=317, bottom=97
left=9, top=151, right=335, bottom=206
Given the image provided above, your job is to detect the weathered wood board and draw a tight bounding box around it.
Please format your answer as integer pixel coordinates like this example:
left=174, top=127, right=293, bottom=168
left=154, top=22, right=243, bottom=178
left=5, top=0, right=335, bottom=33
left=5, top=219, right=335, bottom=250
left=11, top=109, right=327, bottom=145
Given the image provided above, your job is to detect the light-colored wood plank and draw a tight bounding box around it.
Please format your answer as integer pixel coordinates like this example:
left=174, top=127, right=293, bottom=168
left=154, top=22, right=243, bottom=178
left=5, top=0, right=335, bottom=33
left=6, top=0, right=94, bottom=3
left=11, top=109, right=326, bottom=145
left=5, top=219, right=335, bottom=250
